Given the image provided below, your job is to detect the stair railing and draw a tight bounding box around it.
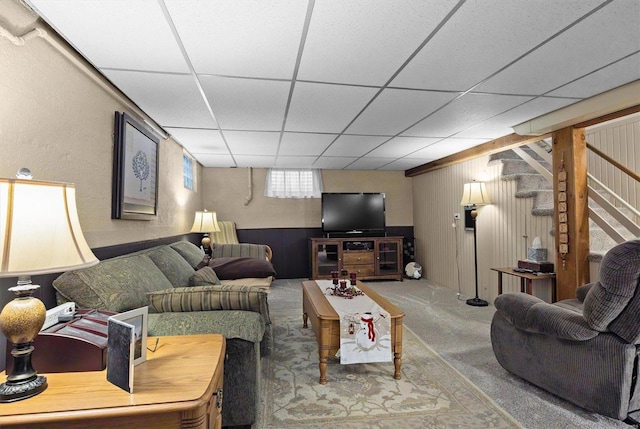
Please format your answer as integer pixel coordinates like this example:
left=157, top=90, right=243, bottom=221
left=509, top=140, right=639, bottom=245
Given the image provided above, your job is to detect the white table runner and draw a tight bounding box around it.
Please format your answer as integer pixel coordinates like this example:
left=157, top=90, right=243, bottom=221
left=315, top=280, right=392, bottom=364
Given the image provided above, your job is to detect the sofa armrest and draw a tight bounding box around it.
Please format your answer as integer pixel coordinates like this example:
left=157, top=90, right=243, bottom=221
left=494, top=293, right=599, bottom=341
left=146, top=284, right=270, bottom=325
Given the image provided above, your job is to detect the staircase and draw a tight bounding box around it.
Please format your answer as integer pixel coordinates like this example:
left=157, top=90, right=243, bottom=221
left=488, top=142, right=637, bottom=260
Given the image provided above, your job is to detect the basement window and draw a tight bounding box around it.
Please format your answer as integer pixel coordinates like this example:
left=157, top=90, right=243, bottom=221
left=264, top=168, right=323, bottom=198
left=183, top=152, right=194, bottom=190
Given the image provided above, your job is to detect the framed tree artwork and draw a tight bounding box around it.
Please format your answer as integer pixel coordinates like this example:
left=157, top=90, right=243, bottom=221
left=112, top=112, right=160, bottom=220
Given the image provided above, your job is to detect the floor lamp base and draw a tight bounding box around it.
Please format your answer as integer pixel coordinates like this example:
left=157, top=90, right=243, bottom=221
left=466, top=297, right=489, bottom=307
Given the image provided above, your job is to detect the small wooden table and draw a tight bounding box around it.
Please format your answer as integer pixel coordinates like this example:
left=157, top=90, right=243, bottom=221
left=302, top=280, right=404, bottom=384
left=491, top=267, right=557, bottom=302
left=0, top=334, right=225, bottom=429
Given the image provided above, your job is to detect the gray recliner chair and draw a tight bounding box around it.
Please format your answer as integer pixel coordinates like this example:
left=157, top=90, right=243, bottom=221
left=491, top=239, right=640, bottom=420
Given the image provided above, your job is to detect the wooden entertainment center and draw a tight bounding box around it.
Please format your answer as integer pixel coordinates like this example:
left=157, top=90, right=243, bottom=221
left=309, top=236, right=403, bottom=281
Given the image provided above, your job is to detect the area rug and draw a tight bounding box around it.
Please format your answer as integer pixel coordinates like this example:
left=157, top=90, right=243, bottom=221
left=256, top=312, right=521, bottom=428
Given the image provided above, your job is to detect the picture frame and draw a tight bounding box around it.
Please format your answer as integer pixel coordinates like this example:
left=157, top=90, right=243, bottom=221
left=112, top=112, right=160, bottom=220
left=107, top=318, right=135, bottom=393
left=110, top=306, right=148, bottom=366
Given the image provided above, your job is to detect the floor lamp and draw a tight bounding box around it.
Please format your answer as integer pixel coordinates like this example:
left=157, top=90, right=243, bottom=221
left=460, top=181, right=490, bottom=307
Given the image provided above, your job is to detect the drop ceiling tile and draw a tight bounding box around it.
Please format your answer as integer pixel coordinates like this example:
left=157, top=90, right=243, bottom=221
left=165, top=128, right=228, bottom=155
left=476, top=0, right=640, bottom=96
left=223, top=131, right=280, bottom=156
left=298, top=0, right=459, bottom=86
left=200, top=76, right=290, bottom=131
left=165, top=0, right=307, bottom=78
left=408, top=139, right=488, bottom=159
left=402, top=93, right=532, bottom=138
left=346, top=158, right=397, bottom=170
left=324, top=135, right=389, bottom=157
left=286, top=82, right=378, bottom=133
left=367, top=137, right=441, bottom=158
left=312, top=157, right=359, bottom=169
left=103, top=70, right=216, bottom=128
left=234, top=155, right=277, bottom=168
left=378, top=158, right=433, bottom=170
left=346, top=89, right=460, bottom=135
left=275, top=156, right=319, bottom=168
left=279, top=133, right=337, bottom=156
left=29, top=0, right=189, bottom=73
left=455, top=96, right=578, bottom=139
left=547, top=52, right=640, bottom=98
left=192, top=154, right=236, bottom=168
left=391, top=0, right=605, bottom=91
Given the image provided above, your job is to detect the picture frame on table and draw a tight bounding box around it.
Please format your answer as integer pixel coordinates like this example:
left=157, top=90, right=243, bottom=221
left=112, top=111, right=160, bottom=220
left=106, top=306, right=149, bottom=393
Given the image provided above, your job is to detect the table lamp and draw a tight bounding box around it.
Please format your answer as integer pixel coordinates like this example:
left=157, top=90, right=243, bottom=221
left=0, top=170, right=98, bottom=402
left=190, top=209, right=221, bottom=255
left=460, top=181, right=490, bottom=307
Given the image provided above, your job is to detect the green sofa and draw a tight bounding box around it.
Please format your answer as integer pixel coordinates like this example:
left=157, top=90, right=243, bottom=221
left=52, top=240, right=273, bottom=427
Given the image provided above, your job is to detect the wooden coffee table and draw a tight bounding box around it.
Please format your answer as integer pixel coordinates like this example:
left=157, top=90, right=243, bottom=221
left=302, top=280, right=404, bottom=384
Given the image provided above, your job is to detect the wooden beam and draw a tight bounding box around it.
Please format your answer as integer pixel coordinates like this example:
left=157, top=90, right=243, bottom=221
left=552, top=127, right=590, bottom=301
left=405, top=133, right=552, bottom=177
left=573, top=104, right=640, bottom=129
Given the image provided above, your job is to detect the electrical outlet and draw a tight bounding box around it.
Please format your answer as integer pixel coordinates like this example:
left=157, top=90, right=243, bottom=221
left=42, top=302, right=76, bottom=330
left=453, top=213, right=461, bottom=220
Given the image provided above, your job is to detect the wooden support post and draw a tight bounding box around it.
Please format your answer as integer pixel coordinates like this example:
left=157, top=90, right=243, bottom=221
left=552, top=127, right=590, bottom=301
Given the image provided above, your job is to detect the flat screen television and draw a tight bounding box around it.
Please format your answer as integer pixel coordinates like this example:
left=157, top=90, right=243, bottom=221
left=321, top=193, right=386, bottom=237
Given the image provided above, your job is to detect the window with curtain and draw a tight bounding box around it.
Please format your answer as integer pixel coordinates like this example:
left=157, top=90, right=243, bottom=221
left=264, top=168, right=323, bottom=198
left=183, top=152, right=194, bottom=190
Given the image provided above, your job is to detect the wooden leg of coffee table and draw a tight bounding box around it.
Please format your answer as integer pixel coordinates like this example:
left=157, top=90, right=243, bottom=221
left=393, top=320, right=403, bottom=380
left=318, top=320, right=331, bottom=384
left=394, top=352, right=402, bottom=380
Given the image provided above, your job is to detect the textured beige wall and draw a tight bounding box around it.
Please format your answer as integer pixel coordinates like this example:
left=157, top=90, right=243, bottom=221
left=0, top=0, right=202, bottom=248
left=201, top=168, right=413, bottom=228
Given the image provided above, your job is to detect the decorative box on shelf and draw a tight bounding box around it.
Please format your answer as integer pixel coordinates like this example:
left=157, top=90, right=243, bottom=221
left=517, top=260, right=554, bottom=273
left=4, top=309, right=115, bottom=374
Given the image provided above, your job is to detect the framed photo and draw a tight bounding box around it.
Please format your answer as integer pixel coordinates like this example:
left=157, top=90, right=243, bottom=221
left=110, top=306, right=148, bottom=366
left=112, top=112, right=160, bottom=220
left=107, top=318, right=135, bottom=393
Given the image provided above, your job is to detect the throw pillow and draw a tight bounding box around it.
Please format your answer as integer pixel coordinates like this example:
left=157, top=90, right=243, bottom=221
left=146, top=285, right=271, bottom=325
left=189, top=266, right=221, bottom=286
left=208, top=257, right=277, bottom=280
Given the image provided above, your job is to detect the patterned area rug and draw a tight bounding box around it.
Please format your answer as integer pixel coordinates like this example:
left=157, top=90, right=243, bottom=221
left=256, top=312, right=521, bottom=428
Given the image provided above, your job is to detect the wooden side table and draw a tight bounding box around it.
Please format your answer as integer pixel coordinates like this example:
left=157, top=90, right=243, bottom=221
left=491, top=267, right=557, bottom=302
left=0, top=334, right=225, bottom=429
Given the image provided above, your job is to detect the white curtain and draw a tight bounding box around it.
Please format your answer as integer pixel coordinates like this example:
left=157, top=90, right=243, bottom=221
left=264, top=168, right=323, bottom=198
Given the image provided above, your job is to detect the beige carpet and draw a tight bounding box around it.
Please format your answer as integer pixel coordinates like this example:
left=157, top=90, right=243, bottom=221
left=256, top=312, right=521, bottom=428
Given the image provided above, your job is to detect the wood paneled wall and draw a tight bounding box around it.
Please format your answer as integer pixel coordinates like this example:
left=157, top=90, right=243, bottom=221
left=412, top=155, right=555, bottom=304
left=586, top=114, right=639, bottom=214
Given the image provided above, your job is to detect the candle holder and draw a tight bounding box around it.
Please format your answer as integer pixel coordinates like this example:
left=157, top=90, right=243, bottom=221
left=350, top=272, right=357, bottom=285
left=339, top=280, right=347, bottom=289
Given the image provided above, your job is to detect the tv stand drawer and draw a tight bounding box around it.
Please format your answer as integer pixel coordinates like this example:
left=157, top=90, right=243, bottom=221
left=343, top=265, right=375, bottom=277
left=343, top=251, right=375, bottom=265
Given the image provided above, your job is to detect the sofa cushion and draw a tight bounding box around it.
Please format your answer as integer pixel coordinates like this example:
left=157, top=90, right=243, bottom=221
left=208, top=257, right=277, bottom=280
left=146, top=285, right=270, bottom=325
left=53, top=253, right=173, bottom=312
left=169, top=241, right=205, bottom=268
left=147, top=310, right=265, bottom=343
left=212, top=243, right=267, bottom=260
left=189, top=267, right=221, bottom=286
left=147, top=246, right=195, bottom=287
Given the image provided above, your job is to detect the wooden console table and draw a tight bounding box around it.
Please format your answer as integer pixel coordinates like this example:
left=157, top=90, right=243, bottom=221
left=0, top=334, right=225, bottom=429
left=491, top=267, right=557, bottom=302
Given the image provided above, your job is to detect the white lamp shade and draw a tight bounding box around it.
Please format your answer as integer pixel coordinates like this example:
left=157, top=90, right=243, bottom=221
left=190, top=210, right=221, bottom=233
left=460, top=181, right=490, bottom=206
left=0, top=178, right=98, bottom=277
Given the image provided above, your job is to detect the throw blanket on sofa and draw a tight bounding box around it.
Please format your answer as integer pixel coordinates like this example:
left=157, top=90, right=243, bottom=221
left=315, top=280, right=391, bottom=364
